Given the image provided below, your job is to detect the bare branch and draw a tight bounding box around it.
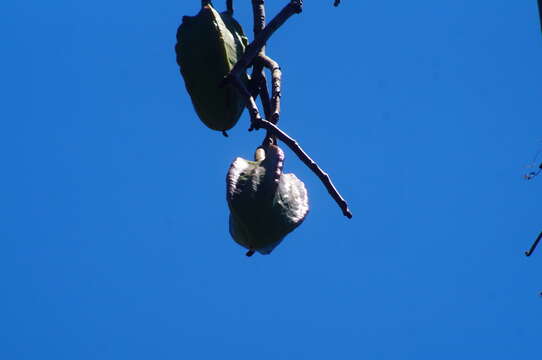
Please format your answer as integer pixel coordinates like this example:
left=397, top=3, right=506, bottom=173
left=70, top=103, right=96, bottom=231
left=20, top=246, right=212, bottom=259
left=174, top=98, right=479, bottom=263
left=226, top=0, right=233, bottom=14
left=229, top=75, right=353, bottom=219
left=526, top=231, right=542, bottom=256
left=334, top=0, right=341, bottom=6
left=249, top=70, right=272, bottom=120
left=258, top=73, right=273, bottom=121
left=250, top=0, right=274, bottom=146
left=254, top=118, right=353, bottom=218
left=224, top=0, right=302, bottom=84
left=225, top=0, right=351, bottom=218
left=251, top=0, right=266, bottom=34
left=258, top=55, right=282, bottom=124
left=229, top=74, right=261, bottom=128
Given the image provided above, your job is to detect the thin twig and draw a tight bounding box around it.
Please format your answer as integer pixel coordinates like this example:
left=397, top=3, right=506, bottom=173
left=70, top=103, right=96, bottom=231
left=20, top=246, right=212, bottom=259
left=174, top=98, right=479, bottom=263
left=224, top=0, right=302, bottom=84
left=249, top=2, right=282, bottom=138
left=226, top=0, right=233, bottom=14
left=230, top=76, right=261, bottom=125
left=252, top=0, right=266, bottom=34
left=257, top=75, right=275, bottom=148
left=538, top=0, right=542, bottom=34
left=230, top=75, right=353, bottom=219
left=526, top=231, right=542, bottom=256
left=250, top=0, right=267, bottom=109
left=257, top=55, right=282, bottom=124
left=258, top=74, right=273, bottom=121
left=226, top=0, right=351, bottom=218
left=250, top=0, right=274, bottom=145
left=254, top=118, right=353, bottom=218
left=249, top=70, right=272, bottom=120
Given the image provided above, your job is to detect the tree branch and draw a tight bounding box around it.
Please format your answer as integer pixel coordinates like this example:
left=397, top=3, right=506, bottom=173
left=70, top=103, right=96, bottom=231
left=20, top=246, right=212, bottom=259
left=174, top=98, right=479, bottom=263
left=251, top=0, right=266, bottom=34
left=249, top=70, right=272, bottom=120
left=224, top=0, right=302, bottom=84
left=226, top=0, right=233, bottom=14
left=526, top=231, right=542, bottom=256
left=250, top=0, right=275, bottom=146
left=229, top=75, right=353, bottom=219
left=334, top=0, right=341, bottom=6
left=257, top=55, right=282, bottom=124
left=256, top=118, right=353, bottom=218
left=224, top=0, right=352, bottom=218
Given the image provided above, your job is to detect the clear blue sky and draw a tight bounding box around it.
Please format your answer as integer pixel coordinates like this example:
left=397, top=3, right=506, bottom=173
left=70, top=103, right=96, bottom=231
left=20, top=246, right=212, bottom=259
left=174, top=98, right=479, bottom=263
left=2, top=0, right=542, bottom=359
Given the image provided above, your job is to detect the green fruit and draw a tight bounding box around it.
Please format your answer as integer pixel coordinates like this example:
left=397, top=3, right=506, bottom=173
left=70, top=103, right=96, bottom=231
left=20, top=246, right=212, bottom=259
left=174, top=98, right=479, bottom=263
left=175, top=4, right=249, bottom=132
left=226, top=145, right=309, bottom=255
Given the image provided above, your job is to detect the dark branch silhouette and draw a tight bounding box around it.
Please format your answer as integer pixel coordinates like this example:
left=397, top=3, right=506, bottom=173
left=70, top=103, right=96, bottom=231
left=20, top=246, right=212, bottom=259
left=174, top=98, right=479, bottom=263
left=249, top=1, right=283, bottom=148
left=526, top=231, right=542, bottom=256
left=223, top=1, right=302, bottom=85
left=230, top=74, right=353, bottom=218
left=258, top=55, right=282, bottom=124
left=222, top=0, right=353, bottom=218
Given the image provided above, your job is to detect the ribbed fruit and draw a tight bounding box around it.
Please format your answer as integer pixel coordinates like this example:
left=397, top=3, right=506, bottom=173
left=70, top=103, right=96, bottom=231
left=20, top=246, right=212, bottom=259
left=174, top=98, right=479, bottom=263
left=175, top=4, right=249, bottom=132
left=226, top=145, right=309, bottom=255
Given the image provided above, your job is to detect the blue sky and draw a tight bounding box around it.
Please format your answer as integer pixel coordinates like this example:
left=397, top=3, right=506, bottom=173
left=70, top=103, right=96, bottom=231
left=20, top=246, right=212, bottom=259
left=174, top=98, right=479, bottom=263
left=2, top=0, right=542, bottom=359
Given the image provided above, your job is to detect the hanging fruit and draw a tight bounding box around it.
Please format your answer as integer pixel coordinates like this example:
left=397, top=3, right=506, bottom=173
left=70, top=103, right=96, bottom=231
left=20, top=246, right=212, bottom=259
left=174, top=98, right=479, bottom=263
left=175, top=3, right=249, bottom=132
left=226, top=144, right=309, bottom=255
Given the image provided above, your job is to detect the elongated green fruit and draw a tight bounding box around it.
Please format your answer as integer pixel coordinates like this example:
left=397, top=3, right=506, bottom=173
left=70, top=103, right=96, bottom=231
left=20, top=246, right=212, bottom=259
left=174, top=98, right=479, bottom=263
left=175, top=4, right=249, bottom=132
left=226, top=145, right=309, bottom=255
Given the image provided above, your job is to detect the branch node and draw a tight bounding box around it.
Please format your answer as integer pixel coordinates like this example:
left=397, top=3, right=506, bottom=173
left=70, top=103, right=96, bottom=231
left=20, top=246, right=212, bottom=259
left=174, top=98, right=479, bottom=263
left=228, top=0, right=352, bottom=219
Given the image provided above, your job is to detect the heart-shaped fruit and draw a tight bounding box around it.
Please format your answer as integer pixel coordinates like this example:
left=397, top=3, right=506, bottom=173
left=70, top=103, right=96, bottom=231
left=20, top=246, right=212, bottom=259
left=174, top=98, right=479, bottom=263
left=226, top=145, right=309, bottom=255
left=175, top=4, right=249, bottom=132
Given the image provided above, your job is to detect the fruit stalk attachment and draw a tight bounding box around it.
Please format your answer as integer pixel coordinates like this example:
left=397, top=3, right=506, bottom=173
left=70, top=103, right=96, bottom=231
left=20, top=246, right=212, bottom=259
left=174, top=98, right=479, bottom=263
left=225, top=0, right=352, bottom=218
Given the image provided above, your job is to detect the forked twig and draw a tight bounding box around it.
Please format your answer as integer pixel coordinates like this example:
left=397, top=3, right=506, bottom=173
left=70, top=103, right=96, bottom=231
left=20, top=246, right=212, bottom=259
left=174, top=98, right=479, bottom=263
left=526, top=231, right=542, bottom=256
left=250, top=1, right=282, bottom=148
left=224, top=0, right=302, bottom=84
left=230, top=75, right=353, bottom=218
left=250, top=1, right=272, bottom=126
left=224, top=0, right=352, bottom=218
